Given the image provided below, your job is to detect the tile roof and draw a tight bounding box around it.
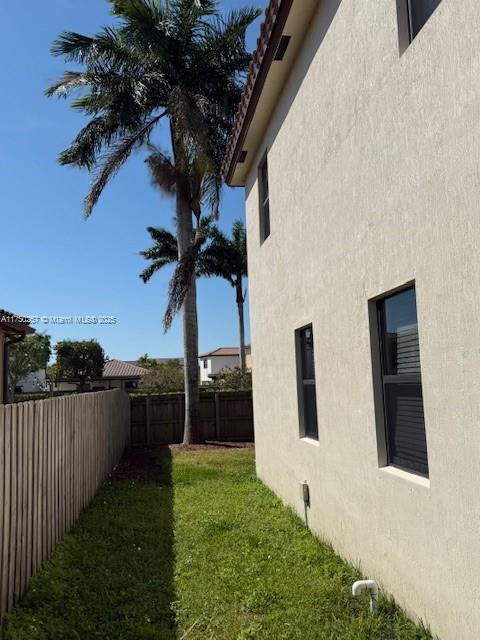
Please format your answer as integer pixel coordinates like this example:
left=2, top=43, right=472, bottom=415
left=103, top=359, right=147, bottom=379
left=221, top=0, right=293, bottom=182
left=200, top=346, right=251, bottom=358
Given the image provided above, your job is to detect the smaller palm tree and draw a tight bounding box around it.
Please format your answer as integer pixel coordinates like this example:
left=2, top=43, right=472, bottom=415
left=200, top=220, right=248, bottom=373
left=140, top=218, right=248, bottom=372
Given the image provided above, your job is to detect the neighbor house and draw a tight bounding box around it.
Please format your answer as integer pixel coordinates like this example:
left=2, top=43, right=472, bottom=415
left=16, top=369, right=47, bottom=393
left=55, top=359, right=148, bottom=392
left=92, top=359, right=148, bottom=391
left=223, top=1, right=479, bottom=638
left=199, top=346, right=251, bottom=384
left=0, top=309, right=34, bottom=403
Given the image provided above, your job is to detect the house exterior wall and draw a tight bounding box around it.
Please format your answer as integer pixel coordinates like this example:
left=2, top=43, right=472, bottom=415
left=54, top=381, right=78, bottom=393
left=199, top=358, right=213, bottom=384
left=17, top=369, right=47, bottom=393
left=92, top=378, right=141, bottom=390
left=199, top=355, right=241, bottom=384
left=244, top=2, right=480, bottom=639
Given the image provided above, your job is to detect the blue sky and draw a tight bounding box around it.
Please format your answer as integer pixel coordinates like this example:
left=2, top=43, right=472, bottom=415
left=0, top=0, right=265, bottom=360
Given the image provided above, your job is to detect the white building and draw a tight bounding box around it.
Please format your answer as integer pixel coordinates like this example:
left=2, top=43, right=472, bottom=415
left=199, top=347, right=251, bottom=384
left=223, top=1, right=480, bottom=638
left=17, top=369, right=47, bottom=393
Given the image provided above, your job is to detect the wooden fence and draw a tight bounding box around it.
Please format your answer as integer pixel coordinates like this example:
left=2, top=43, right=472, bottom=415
left=0, top=390, right=130, bottom=622
left=131, top=391, right=254, bottom=445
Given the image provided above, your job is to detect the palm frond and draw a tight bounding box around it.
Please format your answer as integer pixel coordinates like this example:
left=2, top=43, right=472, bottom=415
left=51, top=32, right=95, bottom=62
left=146, top=225, right=177, bottom=248
left=206, top=6, right=261, bottom=46
left=163, top=238, right=201, bottom=330
left=145, top=147, right=178, bottom=196
left=139, top=224, right=178, bottom=282
left=175, top=0, right=219, bottom=37
left=201, top=172, right=222, bottom=217
left=111, top=0, right=173, bottom=59
left=58, top=116, right=120, bottom=169
left=139, top=258, right=174, bottom=283
left=45, top=71, right=90, bottom=98
left=85, top=111, right=166, bottom=216
left=110, top=0, right=163, bottom=22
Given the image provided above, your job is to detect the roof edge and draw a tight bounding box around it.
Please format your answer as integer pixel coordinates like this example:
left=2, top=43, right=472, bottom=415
left=222, top=0, right=294, bottom=185
left=0, top=310, right=35, bottom=336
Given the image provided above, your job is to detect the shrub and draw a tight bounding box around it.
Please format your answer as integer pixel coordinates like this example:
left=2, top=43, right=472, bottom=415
left=214, top=367, right=252, bottom=390
left=139, top=359, right=184, bottom=394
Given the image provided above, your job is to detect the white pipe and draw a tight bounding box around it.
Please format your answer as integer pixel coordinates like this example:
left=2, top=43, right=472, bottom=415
left=352, top=580, right=379, bottom=613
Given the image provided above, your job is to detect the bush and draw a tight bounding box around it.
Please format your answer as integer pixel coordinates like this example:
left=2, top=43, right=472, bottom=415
left=214, top=367, right=252, bottom=390
left=139, top=360, right=184, bottom=394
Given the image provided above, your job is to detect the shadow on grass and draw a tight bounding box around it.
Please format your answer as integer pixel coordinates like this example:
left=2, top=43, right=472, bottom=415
left=1, top=447, right=176, bottom=640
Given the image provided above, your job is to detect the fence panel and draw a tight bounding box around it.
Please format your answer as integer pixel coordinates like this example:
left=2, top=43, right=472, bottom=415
left=0, top=389, right=130, bottom=622
left=218, top=393, right=254, bottom=441
left=130, top=391, right=254, bottom=445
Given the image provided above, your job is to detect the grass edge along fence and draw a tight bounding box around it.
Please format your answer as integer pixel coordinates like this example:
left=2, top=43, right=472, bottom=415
left=131, top=390, right=254, bottom=445
left=0, top=389, right=130, bottom=622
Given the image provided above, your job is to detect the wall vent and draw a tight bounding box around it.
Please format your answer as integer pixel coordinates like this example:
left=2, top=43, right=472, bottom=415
left=274, top=35, right=291, bottom=61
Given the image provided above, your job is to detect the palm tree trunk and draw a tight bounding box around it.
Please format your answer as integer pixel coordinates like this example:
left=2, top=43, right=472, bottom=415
left=236, top=279, right=246, bottom=375
left=176, top=184, right=201, bottom=444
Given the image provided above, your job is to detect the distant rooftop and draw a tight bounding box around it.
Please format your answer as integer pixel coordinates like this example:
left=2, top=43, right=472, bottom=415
left=200, top=346, right=251, bottom=359
left=103, top=359, right=147, bottom=379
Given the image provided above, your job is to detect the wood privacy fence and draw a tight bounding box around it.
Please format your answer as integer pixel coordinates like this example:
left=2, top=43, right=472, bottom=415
left=131, top=391, right=254, bottom=445
left=0, top=390, right=130, bottom=622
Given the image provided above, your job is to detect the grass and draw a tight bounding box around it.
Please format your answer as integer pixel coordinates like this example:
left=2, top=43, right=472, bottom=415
left=1, top=447, right=434, bottom=640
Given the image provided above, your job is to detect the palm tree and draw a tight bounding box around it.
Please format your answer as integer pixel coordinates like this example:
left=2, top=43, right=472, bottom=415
left=200, top=219, right=248, bottom=373
left=140, top=218, right=248, bottom=372
left=46, top=0, right=260, bottom=443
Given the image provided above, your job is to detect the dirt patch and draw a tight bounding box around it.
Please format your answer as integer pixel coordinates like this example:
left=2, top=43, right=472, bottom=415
left=117, top=447, right=166, bottom=482
left=167, top=441, right=254, bottom=453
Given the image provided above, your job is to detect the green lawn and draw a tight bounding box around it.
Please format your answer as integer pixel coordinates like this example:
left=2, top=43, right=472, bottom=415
left=2, top=447, right=434, bottom=640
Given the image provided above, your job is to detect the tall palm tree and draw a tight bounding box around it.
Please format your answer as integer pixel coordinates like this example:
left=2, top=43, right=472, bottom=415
left=140, top=218, right=248, bottom=372
left=46, top=0, right=260, bottom=443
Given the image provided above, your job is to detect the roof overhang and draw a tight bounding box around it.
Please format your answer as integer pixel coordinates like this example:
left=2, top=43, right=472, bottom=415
left=222, top=0, right=319, bottom=187
left=0, top=310, right=35, bottom=338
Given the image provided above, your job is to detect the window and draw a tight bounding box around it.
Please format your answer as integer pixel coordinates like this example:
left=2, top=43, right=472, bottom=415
left=375, top=286, right=429, bottom=476
left=258, top=154, right=270, bottom=243
left=203, top=360, right=208, bottom=369
left=296, top=325, right=318, bottom=440
left=400, top=0, right=442, bottom=45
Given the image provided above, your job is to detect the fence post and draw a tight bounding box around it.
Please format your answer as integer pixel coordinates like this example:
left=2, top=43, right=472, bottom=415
left=146, top=396, right=151, bottom=446
left=214, top=393, right=221, bottom=441
left=176, top=395, right=182, bottom=443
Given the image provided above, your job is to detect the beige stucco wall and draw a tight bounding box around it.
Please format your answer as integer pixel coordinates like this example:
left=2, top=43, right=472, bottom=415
left=0, top=330, right=5, bottom=404
left=245, top=1, right=480, bottom=638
